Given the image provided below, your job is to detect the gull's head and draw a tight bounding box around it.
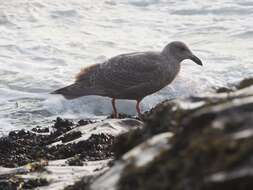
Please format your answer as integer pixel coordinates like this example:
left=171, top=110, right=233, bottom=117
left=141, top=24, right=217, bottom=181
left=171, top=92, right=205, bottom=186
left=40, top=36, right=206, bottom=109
left=162, top=41, right=202, bottom=66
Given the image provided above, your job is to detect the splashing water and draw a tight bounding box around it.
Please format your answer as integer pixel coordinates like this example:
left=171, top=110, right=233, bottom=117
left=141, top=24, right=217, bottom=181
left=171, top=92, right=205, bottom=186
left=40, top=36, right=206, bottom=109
left=0, top=0, right=252, bottom=132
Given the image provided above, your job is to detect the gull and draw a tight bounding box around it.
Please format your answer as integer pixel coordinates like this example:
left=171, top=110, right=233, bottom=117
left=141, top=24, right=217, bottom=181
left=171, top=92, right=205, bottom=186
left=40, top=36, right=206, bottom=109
left=52, top=41, right=202, bottom=118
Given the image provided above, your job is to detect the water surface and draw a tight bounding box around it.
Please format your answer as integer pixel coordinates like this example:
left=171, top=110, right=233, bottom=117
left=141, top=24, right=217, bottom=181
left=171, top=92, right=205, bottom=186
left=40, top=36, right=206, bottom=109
left=0, top=0, right=252, bottom=133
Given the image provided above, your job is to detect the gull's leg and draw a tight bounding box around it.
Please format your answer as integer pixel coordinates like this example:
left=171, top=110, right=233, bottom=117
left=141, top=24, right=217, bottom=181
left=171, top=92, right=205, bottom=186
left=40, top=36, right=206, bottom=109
left=112, top=98, right=118, bottom=118
left=136, top=99, right=142, bottom=118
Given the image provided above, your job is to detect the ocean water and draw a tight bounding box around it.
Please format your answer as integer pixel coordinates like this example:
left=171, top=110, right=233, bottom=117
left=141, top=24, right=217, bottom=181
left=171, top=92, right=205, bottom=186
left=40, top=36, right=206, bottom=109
left=0, top=0, right=252, bottom=133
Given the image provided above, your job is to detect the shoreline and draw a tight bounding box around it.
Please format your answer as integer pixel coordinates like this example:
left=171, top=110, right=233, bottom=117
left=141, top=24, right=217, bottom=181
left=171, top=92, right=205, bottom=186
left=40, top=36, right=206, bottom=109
left=1, top=78, right=253, bottom=190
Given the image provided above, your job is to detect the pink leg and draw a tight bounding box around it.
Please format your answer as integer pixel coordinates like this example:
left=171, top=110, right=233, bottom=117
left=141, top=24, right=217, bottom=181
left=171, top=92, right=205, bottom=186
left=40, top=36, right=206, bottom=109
left=136, top=99, right=142, bottom=118
left=112, top=98, right=118, bottom=118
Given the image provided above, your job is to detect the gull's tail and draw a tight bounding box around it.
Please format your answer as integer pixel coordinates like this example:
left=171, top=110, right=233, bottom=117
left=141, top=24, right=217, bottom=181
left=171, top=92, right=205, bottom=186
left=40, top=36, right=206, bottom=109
left=51, top=83, right=106, bottom=99
left=51, top=83, right=83, bottom=99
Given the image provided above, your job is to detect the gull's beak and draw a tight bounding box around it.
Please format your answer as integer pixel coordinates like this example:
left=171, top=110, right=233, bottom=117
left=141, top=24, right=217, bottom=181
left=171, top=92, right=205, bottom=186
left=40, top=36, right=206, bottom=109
left=189, top=54, right=203, bottom=66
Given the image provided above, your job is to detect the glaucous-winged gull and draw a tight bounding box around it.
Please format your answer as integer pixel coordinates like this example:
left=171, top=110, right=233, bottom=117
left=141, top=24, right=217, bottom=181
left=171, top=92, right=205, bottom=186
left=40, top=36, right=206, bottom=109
left=52, top=41, right=202, bottom=118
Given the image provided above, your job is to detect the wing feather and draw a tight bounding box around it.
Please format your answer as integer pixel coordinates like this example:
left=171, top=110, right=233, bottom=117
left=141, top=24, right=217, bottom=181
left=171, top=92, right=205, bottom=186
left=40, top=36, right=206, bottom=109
left=96, top=52, right=162, bottom=90
left=71, top=51, right=163, bottom=98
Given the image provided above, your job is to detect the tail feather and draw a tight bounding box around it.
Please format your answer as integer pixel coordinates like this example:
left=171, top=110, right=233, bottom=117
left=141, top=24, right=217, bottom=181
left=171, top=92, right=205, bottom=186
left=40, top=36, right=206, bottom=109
left=51, top=84, right=81, bottom=99
left=51, top=83, right=105, bottom=99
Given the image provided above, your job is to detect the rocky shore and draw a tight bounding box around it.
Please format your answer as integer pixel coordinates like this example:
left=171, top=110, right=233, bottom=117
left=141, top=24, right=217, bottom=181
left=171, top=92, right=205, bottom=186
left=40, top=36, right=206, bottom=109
left=1, top=78, right=253, bottom=190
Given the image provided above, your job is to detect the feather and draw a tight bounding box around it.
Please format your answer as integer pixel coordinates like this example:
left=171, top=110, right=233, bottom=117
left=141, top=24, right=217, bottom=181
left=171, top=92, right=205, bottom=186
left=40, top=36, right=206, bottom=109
left=51, top=82, right=105, bottom=99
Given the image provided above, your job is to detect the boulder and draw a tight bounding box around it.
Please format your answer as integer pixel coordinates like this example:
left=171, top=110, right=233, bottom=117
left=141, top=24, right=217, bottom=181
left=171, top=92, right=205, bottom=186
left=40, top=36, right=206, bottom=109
left=91, top=80, right=253, bottom=190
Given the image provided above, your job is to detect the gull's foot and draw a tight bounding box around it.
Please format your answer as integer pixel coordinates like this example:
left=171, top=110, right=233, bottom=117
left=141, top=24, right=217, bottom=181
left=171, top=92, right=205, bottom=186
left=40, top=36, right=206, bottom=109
left=113, top=113, right=119, bottom=119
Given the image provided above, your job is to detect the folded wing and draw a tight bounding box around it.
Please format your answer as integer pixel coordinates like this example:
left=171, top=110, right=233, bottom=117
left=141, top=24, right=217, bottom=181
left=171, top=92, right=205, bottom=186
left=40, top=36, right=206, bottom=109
left=53, top=51, right=162, bottom=99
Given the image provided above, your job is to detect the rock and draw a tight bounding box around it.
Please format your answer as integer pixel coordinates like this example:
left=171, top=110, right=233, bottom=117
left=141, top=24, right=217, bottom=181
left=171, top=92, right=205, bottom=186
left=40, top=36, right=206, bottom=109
left=216, top=87, right=234, bottom=93
left=0, top=118, right=143, bottom=190
left=1, top=78, right=253, bottom=190
left=215, top=77, right=253, bottom=93
left=237, top=78, right=253, bottom=90
left=91, top=132, right=173, bottom=190
left=90, top=78, right=253, bottom=190
left=64, top=176, right=93, bottom=190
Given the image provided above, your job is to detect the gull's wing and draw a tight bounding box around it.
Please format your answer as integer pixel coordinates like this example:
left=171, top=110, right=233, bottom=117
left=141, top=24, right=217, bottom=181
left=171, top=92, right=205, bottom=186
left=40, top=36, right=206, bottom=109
left=94, top=52, right=162, bottom=91
left=54, top=52, right=163, bottom=99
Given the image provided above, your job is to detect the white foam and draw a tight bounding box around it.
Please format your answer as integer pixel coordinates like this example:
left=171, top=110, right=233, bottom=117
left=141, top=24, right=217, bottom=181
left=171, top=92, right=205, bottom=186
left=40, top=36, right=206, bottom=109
left=0, top=0, right=252, bottom=130
left=0, top=118, right=15, bottom=137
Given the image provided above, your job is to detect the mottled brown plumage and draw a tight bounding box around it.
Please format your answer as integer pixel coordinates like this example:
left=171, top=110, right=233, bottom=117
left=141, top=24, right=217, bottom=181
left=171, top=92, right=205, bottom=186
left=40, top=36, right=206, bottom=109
left=52, top=41, right=202, bottom=118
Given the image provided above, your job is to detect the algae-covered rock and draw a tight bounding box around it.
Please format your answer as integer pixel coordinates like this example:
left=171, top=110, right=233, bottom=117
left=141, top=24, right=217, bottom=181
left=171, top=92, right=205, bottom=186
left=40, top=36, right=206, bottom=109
left=64, top=176, right=92, bottom=190
left=112, top=98, right=204, bottom=159
left=1, top=78, right=253, bottom=190
left=215, top=77, right=253, bottom=93
left=91, top=132, right=173, bottom=190
left=90, top=78, right=253, bottom=190
left=118, top=108, right=253, bottom=190
left=0, top=118, right=143, bottom=190
left=216, top=87, right=235, bottom=93
left=115, top=84, right=253, bottom=190
left=237, top=78, right=253, bottom=90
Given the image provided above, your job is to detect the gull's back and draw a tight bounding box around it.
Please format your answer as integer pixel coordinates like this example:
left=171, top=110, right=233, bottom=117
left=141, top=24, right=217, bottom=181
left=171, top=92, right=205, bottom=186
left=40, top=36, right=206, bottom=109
left=53, top=49, right=179, bottom=100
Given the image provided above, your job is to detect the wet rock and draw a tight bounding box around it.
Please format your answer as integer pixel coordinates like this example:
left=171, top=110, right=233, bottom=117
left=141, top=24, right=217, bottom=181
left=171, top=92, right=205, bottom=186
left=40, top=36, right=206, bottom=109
left=22, top=178, right=49, bottom=189
left=92, top=133, right=173, bottom=190
left=112, top=128, right=144, bottom=159
left=0, top=119, right=125, bottom=167
left=31, top=126, right=50, bottom=133
left=64, top=176, right=93, bottom=190
left=204, top=167, right=253, bottom=190
left=116, top=110, right=253, bottom=190
left=53, top=117, right=74, bottom=129
left=61, top=131, right=82, bottom=143
left=91, top=78, right=253, bottom=190
left=112, top=98, right=203, bottom=159
left=77, top=119, right=93, bottom=126
left=215, top=77, right=253, bottom=93
left=1, top=78, right=253, bottom=190
left=216, top=87, right=234, bottom=93
left=237, top=78, right=253, bottom=90
left=0, top=118, right=142, bottom=190
left=0, top=177, right=49, bottom=190
left=0, top=130, right=48, bottom=167
left=67, top=155, right=84, bottom=166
